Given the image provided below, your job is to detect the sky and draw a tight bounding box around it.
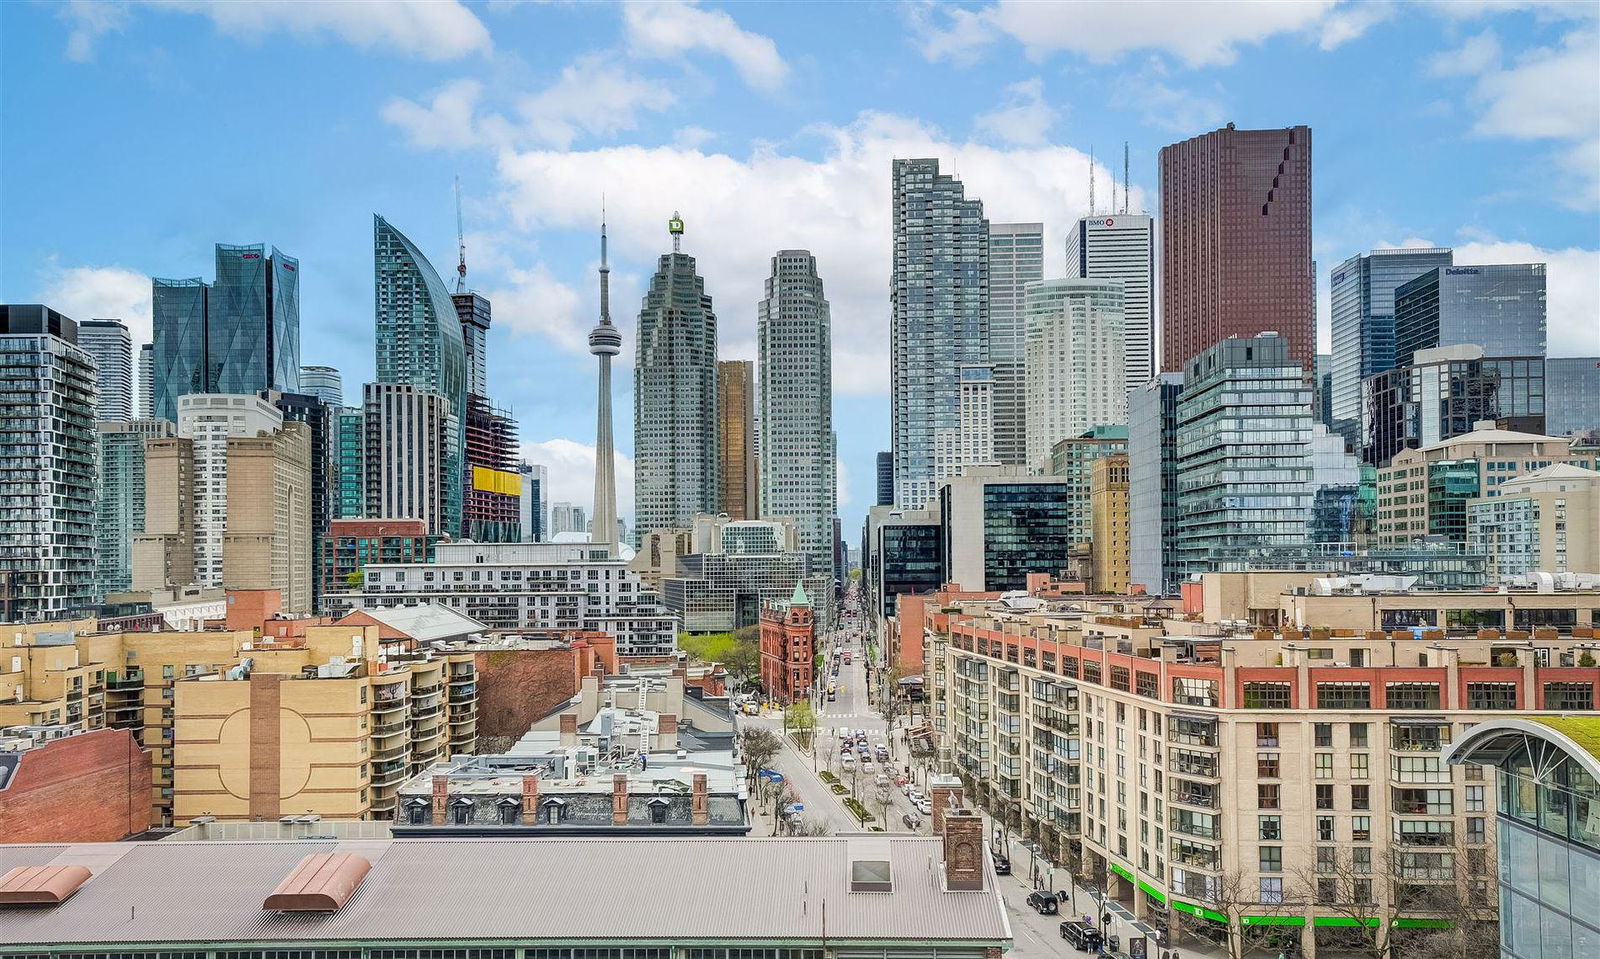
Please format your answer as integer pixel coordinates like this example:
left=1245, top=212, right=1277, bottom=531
left=3, top=0, right=1598, bottom=537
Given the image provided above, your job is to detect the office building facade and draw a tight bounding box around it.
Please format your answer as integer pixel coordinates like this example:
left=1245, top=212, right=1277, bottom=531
left=1160, top=124, right=1315, bottom=371
left=0, top=306, right=98, bottom=621
left=518, top=461, right=548, bottom=541
left=137, top=341, right=154, bottom=419
left=891, top=158, right=989, bottom=509
left=1128, top=374, right=1183, bottom=596
left=939, top=467, right=1074, bottom=592
left=335, top=406, right=363, bottom=519
left=96, top=418, right=176, bottom=596
left=1175, top=335, right=1314, bottom=574
left=268, top=390, right=335, bottom=610
left=988, top=222, right=1044, bottom=467
left=757, top=250, right=837, bottom=571
left=298, top=365, right=344, bottom=406
left=1067, top=213, right=1155, bottom=389
left=876, top=450, right=894, bottom=506
left=634, top=230, right=720, bottom=539
left=1394, top=263, right=1547, bottom=369
left=150, top=244, right=300, bottom=422
left=1024, top=278, right=1128, bottom=471
left=1048, top=426, right=1128, bottom=561
left=1090, top=454, right=1131, bottom=593
left=1328, top=248, right=1454, bottom=429
left=1546, top=357, right=1600, bottom=438
left=717, top=359, right=758, bottom=520
left=661, top=516, right=830, bottom=634
left=79, top=318, right=133, bottom=420
left=1363, top=345, right=1546, bottom=467
left=866, top=505, right=944, bottom=619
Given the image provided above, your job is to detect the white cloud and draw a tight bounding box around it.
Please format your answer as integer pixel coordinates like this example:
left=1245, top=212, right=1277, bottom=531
left=147, top=0, right=491, bottom=60
left=1427, top=30, right=1501, bottom=76
left=516, top=56, right=677, bottom=149
left=482, top=262, right=591, bottom=356
left=380, top=78, right=487, bottom=150
left=493, top=111, right=1143, bottom=396
left=1426, top=0, right=1600, bottom=20
left=38, top=261, right=153, bottom=346
left=622, top=1, right=788, bottom=90
left=59, top=0, right=130, bottom=62
left=973, top=78, right=1059, bottom=146
left=1110, top=61, right=1227, bottom=134
left=914, top=0, right=1343, bottom=67
left=1451, top=239, right=1600, bottom=358
left=673, top=126, right=719, bottom=150
left=522, top=438, right=636, bottom=523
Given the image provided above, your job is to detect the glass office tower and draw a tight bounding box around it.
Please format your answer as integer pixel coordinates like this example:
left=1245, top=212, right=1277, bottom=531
left=987, top=223, right=1044, bottom=467
left=1546, top=357, right=1600, bottom=437
left=1394, top=263, right=1546, bottom=368
left=1328, top=248, right=1453, bottom=430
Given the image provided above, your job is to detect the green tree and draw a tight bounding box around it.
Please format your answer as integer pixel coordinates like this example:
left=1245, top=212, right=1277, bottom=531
left=785, top=701, right=816, bottom=751
left=345, top=569, right=363, bottom=588
left=738, top=727, right=781, bottom=787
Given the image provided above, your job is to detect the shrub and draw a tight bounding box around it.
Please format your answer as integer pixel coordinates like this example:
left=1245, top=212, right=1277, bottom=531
left=1579, top=651, right=1596, bottom=668
left=830, top=783, right=847, bottom=795
left=842, top=797, right=876, bottom=823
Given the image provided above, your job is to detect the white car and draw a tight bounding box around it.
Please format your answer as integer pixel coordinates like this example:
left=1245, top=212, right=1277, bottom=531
left=908, top=789, right=926, bottom=806
left=861, top=758, right=875, bottom=773
left=841, top=753, right=856, bottom=767
left=914, top=797, right=933, bottom=815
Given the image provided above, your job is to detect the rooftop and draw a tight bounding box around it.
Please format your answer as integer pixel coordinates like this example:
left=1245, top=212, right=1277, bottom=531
left=0, top=838, right=1008, bottom=948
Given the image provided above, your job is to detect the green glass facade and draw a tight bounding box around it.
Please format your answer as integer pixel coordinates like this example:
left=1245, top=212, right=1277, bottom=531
left=336, top=406, right=364, bottom=518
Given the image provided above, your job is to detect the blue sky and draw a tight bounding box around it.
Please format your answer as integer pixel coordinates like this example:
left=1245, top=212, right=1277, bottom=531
left=3, top=0, right=1597, bottom=535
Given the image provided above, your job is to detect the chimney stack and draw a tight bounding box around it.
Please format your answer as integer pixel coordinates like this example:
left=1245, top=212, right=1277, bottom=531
left=942, top=807, right=985, bottom=891
left=431, top=774, right=449, bottom=824
left=928, top=773, right=965, bottom=834
left=612, top=772, right=629, bottom=825
left=521, top=774, right=540, bottom=824
left=692, top=771, right=709, bottom=825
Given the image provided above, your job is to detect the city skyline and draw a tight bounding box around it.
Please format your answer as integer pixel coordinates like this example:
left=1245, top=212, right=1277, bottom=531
left=2, top=2, right=1598, bottom=532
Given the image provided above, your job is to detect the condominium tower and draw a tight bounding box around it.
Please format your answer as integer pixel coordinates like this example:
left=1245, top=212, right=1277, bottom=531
left=634, top=215, right=720, bottom=540
left=96, top=418, right=176, bottom=596
left=298, top=365, right=344, bottom=406
left=1327, top=247, right=1453, bottom=428
left=79, top=319, right=133, bottom=420
left=151, top=243, right=301, bottom=421
left=891, top=158, right=989, bottom=509
left=137, top=342, right=154, bottom=419
left=1159, top=124, right=1314, bottom=371
left=988, top=223, right=1044, bottom=467
left=1024, top=278, right=1127, bottom=471
left=758, top=250, right=837, bottom=572
left=0, top=305, right=98, bottom=621
left=718, top=360, right=758, bottom=521
left=1066, top=213, right=1155, bottom=389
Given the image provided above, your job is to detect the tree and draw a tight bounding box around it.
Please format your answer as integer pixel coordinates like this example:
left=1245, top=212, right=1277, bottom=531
left=876, top=664, right=906, bottom=757
left=791, top=818, right=833, bottom=837
left=345, top=569, right=363, bottom=588
left=738, top=727, right=781, bottom=787
left=873, top=778, right=895, bottom=828
left=819, top=734, right=837, bottom=774
left=785, top=701, right=816, bottom=751
left=723, top=640, right=761, bottom=691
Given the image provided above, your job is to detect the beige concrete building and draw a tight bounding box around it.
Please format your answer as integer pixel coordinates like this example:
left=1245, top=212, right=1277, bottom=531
left=1090, top=453, right=1130, bottom=594
left=1467, top=463, right=1600, bottom=578
left=716, top=359, right=757, bottom=521
left=1376, top=425, right=1597, bottom=546
left=133, top=394, right=313, bottom=612
left=916, top=573, right=1600, bottom=955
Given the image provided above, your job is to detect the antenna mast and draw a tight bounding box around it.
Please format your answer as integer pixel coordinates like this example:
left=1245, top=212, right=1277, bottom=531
left=1123, top=141, right=1130, bottom=215
left=1088, top=145, right=1095, bottom=216
left=454, top=176, right=467, bottom=294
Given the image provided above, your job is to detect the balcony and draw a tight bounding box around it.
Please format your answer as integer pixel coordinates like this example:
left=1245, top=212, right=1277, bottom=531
left=372, top=694, right=409, bottom=714
left=449, top=670, right=476, bottom=684
left=1169, top=753, right=1220, bottom=779
left=370, top=760, right=409, bottom=786
left=1172, top=785, right=1219, bottom=810
left=107, top=671, right=145, bottom=690
left=412, top=682, right=444, bottom=697
left=411, top=703, right=443, bottom=721
left=448, top=706, right=475, bottom=725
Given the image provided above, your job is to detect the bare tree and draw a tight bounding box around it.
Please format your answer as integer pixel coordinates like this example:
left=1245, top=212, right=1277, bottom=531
left=873, top=778, right=895, bottom=827
left=738, top=726, right=781, bottom=789
left=876, top=664, right=906, bottom=757
left=1169, top=868, right=1307, bottom=959
left=791, top=818, right=833, bottom=837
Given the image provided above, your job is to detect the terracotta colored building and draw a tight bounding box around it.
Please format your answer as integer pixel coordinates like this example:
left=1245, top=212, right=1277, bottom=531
left=1160, top=123, right=1315, bottom=372
left=0, top=729, right=151, bottom=843
left=759, top=583, right=815, bottom=703
left=472, top=631, right=619, bottom=742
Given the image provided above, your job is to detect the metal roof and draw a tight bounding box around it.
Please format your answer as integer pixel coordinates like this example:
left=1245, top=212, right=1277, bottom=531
left=354, top=603, right=487, bottom=642
left=0, top=837, right=1009, bottom=947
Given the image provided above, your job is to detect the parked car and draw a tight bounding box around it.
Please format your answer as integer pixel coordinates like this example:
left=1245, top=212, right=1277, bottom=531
left=1026, top=891, right=1059, bottom=915
left=874, top=746, right=889, bottom=762
left=907, top=789, right=925, bottom=805
left=841, top=753, right=855, bottom=767
left=991, top=850, right=1011, bottom=875
left=914, top=797, right=932, bottom=815
left=901, top=812, right=922, bottom=829
left=1060, top=921, right=1102, bottom=951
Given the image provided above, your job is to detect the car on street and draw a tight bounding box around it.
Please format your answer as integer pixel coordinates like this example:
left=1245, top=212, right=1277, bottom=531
left=901, top=812, right=922, bottom=829
left=841, top=753, right=855, bottom=768
left=991, top=850, right=1011, bottom=875
left=907, top=788, right=924, bottom=804
left=914, top=796, right=932, bottom=815
left=1026, top=891, right=1059, bottom=915
left=1059, top=921, right=1102, bottom=951
left=860, top=758, right=874, bottom=772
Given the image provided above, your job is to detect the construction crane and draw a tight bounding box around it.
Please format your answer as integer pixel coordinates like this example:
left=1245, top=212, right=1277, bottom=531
left=454, top=175, right=467, bottom=293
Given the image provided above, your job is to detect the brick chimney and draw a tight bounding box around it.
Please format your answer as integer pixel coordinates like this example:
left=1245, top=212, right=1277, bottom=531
left=692, top=772, right=709, bottom=825
left=559, top=712, right=578, bottom=741
left=928, top=774, right=964, bottom=834
left=612, top=772, right=629, bottom=825
left=431, top=774, right=449, bottom=824
left=659, top=713, right=678, bottom=738
left=942, top=807, right=985, bottom=891
left=520, top=774, right=540, bottom=824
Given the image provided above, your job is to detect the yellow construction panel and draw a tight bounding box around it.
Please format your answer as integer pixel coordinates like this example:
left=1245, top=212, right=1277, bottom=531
left=472, top=466, right=522, bottom=496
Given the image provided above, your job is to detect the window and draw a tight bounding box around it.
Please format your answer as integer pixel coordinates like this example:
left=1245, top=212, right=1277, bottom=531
left=1354, top=879, right=1375, bottom=904
left=1352, top=816, right=1371, bottom=842
left=650, top=803, right=668, bottom=824
left=1317, top=816, right=1334, bottom=842
left=1352, top=785, right=1370, bottom=810
left=1258, top=784, right=1280, bottom=809
left=1386, top=683, right=1442, bottom=710
left=1257, top=753, right=1280, bottom=778
left=1259, top=815, right=1282, bottom=840
left=1317, top=878, right=1338, bottom=903
left=1466, top=682, right=1517, bottom=710
left=1314, top=723, right=1333, bottom=747
left=1243, top=683, right=1292, bottom=709
left=451, top=802, right=472, bottom=825
left=1259, top=846, right=1282, bottom=872
left=1316, top=785, right=1335, bottom=809
left=1466, top=785, right=1486, bottom=812
left=499, top=803, right=520, bottom=825
left=1467, top=818, right=1486, bottom=845
left=1543, top=682, right=1594, bottom=710
left=1350, top=723, right=1369, bottom=748
left=1260, top=877, right=1284, bottom=904
left=1351, top=753, right=1369, bottom=779
left=1256, top=723, right=1280, bottom=747
left=1316, top=753, right=1333, bottom=779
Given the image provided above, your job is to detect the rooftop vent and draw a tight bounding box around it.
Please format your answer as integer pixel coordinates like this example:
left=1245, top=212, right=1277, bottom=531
left=0, top=865, right=92, bottom=906
left=847, top=837, right=893, bottom=893
left=263, top=853, right=371, bottom=912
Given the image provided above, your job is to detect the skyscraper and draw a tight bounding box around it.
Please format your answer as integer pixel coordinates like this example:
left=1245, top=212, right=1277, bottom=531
left=150, top=243, right=300, bottom=421
left=299, top=365, right=345, bottom=406
left=758, top=250, right=836, bottom=572
left=1394, top=263, right=1547, bottom=369
left=269, top=390, right=336, bottom=609
left=453, top=292, right=492, bottom=399
left=362, top=383, right=456, bottom=537
left=335, top=407, right=363, bottom=519
left=1159, top=124, right=1314, bottom=372
left=634, top=214, right=719, bottom=540
left=1066, top=213, right=1156, bottom=389
left=79, top=319, right=133, bottom=420
left=518, top=462, right=549, bottom=542
left=1546, top=358, right=1600, bottom=437
left=987, top=223, right=1043, bottom=467
left=875, top=451, right=894, bottom=506
left=551, top=503, right=588, bottom=537
left=0, top=305, right=97, bottom=621
left=891, top=158, right=989, bottom=509
left=137, top=342, right=154, bottom=419
left=1328, top=248, right=1454, bottom=430
left=373, top=214, right=467, bottom=537
left=1023, top=278, right=1127, bottom=471
left=462, top=394, right=521, bottom=543
left=1128, top=374, right=1183, bottom=596
left=718, top=360, right=758, bottom=521
left=589, top=217, right=622, bottom=554
left=96, top=418, right=175, bottom=596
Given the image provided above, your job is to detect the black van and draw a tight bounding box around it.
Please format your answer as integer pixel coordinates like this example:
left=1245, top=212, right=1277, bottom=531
left=1059, top=920, right=1102, bottom=951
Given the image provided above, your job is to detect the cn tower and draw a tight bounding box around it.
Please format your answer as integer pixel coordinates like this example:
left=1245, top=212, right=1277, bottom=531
left=588, top=212, right=622, bottom=555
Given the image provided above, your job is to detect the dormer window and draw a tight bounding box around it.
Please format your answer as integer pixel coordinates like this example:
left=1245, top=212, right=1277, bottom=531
left=496, top=798, right=521, bottom=825
left=541, top=797, right=568, bottom=824
left=449, top=798, right=473, bottom=825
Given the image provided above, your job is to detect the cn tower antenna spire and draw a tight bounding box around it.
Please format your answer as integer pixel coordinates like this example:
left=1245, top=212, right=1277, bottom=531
left=588, top=198, right=621, bottom=556
left=599, top=196, right=611, bottom=325
left=454, top=175, right=467, bottom=293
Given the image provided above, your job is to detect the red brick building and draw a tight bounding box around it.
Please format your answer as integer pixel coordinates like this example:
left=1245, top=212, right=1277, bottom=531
left=473, top=632, right=618, bottom=741
left=759, top=583, right=815, bottom=703
left=0, top=729, right=151, bottom=843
